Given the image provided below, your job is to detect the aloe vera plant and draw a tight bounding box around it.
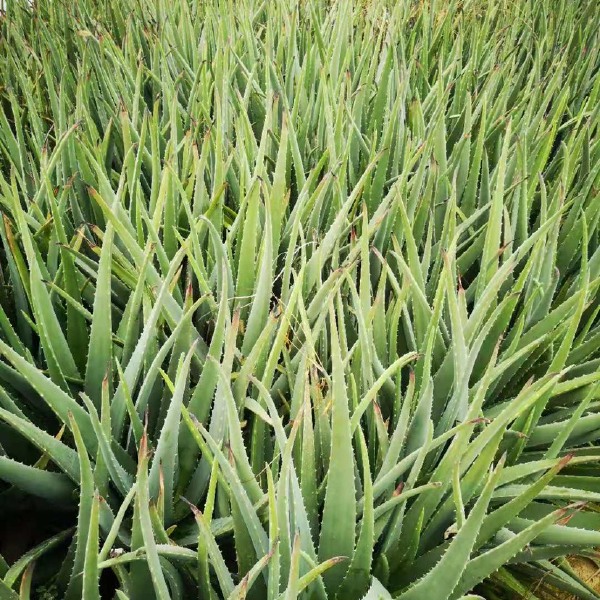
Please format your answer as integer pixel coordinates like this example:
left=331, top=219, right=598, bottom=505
left=0, top=0, right=599, bottom=598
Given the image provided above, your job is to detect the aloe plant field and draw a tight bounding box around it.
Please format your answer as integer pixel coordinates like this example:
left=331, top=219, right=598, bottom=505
left=0, top=0, right=599, bottom=598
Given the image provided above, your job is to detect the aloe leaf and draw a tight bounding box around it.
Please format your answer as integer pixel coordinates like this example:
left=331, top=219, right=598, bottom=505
left=133, top=433, right=171, bottom=600
left=337, top=429, right=374, bottom=600
left=149, top=343, right=195, bottom=523
left=0, top=456, right=74, bottom=502
left=182, top=408, right=269, bottom=558
left=64, top=412, right=96, bottom=600
left=451, top=508, right=566, bottom=599
left=182, top=499, right=235, bottom=598
left=3, top=529, right=73, bottom=589
left=82, top=493, right=101, bottom=600
left=0, top=408, right=80, bottom=482
left=0, top=340, right=96, bottom=454
left=84, top=223, right=114, bottom=408
left=361, top=577, right=392, bottom=600
left=397, top=459, right=505, bottom=599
